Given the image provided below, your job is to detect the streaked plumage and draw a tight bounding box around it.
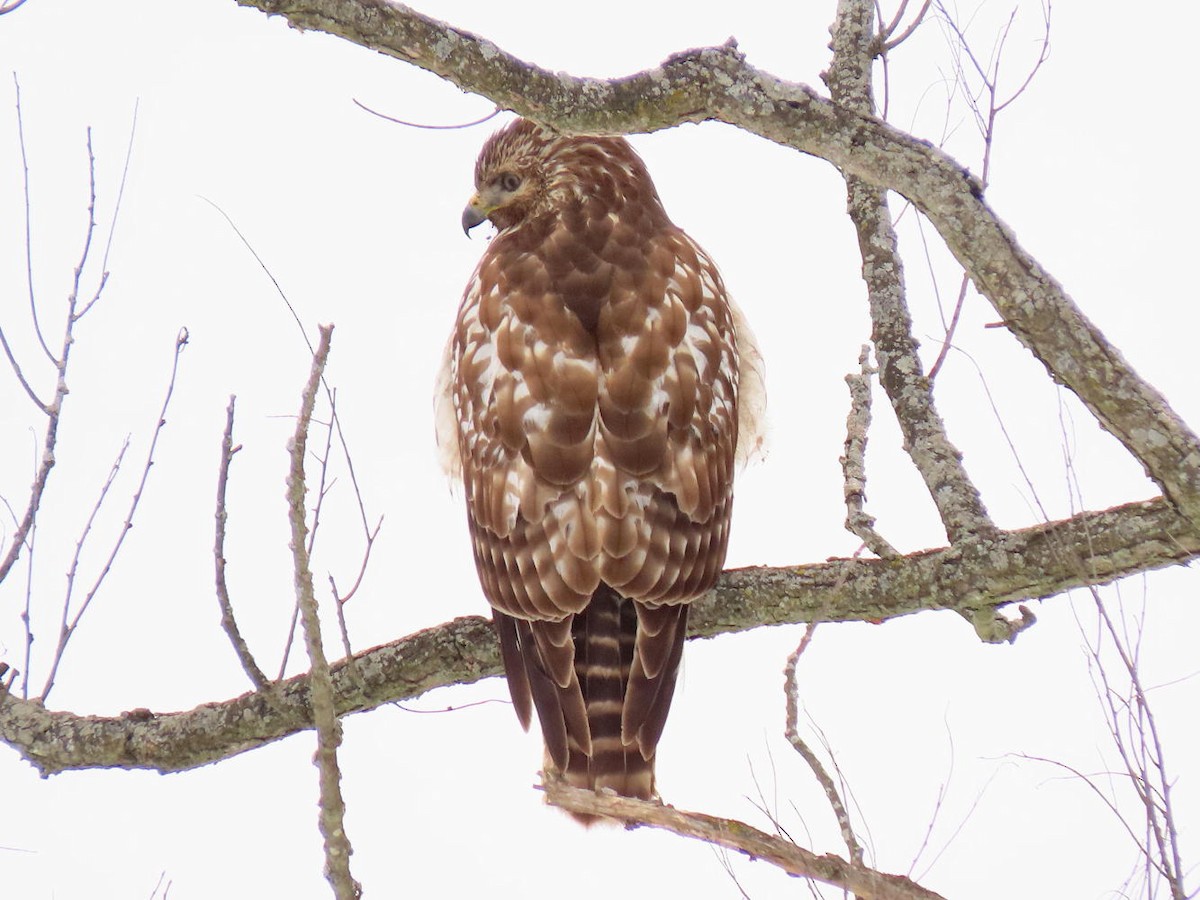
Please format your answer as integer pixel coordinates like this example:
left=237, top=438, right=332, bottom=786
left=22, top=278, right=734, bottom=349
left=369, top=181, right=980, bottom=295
left=436, top=118, right=764, bottom=809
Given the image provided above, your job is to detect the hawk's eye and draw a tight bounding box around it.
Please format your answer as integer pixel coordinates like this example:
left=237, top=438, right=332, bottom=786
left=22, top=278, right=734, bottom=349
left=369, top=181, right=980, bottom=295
left=497, top=172, right=522, bottom=192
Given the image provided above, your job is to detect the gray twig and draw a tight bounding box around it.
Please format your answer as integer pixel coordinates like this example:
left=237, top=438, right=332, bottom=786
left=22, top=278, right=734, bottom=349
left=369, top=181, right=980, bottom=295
left=78, top=97, right=139, bottom=321
left=214, top=395, right=269, bottom=689
left=0, top=121, right=118, bottom=586
left=12, top=73, right=54, bottom=364
left=285, top=325, right=360, bottom=900
left=926, top=1, right=1052, bottom=382
left=40, top=329, right=189, bottom=702
left=784, top=624, right=864, bottom=868
left=203, top=204, right=380, bottom=678
left=541, top=781, right=946, bottom=900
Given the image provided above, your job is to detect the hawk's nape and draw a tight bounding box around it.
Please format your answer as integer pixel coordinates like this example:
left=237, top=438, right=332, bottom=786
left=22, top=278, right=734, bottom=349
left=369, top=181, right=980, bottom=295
left=435, top=118, right=765, bottom=818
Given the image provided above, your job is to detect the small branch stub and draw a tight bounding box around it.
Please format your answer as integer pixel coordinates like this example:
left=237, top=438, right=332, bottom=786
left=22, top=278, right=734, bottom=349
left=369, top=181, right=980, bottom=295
left=842, top=344, right=899, bottom=557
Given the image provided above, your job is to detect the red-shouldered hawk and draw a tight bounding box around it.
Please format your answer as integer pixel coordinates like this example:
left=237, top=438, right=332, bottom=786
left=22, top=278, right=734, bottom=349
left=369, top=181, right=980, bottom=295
left=436, top=118, right=764, bottom=810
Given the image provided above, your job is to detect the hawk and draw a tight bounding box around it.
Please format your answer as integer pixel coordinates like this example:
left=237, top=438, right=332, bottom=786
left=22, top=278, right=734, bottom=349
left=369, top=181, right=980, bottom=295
left=436, top=118, right=764, bottom=807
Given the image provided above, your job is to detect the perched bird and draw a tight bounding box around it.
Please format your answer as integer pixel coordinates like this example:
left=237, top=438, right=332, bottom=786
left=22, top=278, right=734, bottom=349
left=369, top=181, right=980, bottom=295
left=436, top=118, right=764, bottom=807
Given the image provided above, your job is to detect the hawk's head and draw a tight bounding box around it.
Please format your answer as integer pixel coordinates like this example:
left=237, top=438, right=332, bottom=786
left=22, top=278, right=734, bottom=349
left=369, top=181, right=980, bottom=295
left=461, top=118, right=668, bottom=236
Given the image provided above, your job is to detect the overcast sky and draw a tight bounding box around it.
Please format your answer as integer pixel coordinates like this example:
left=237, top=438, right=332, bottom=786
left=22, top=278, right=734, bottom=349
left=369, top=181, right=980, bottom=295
left=1, top=1, right=1198, bottom=898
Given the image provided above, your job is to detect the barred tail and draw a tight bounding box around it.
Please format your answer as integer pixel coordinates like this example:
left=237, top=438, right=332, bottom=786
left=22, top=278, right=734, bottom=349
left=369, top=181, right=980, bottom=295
left=565, top=585, right=655, bottom=801
left=493, top=586, right=689, bottom=823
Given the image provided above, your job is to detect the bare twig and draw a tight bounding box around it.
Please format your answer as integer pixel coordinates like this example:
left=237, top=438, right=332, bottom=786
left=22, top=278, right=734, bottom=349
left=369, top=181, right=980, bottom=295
left=214, top=395, right=269, bottom=689
left=19, top=515, right=35, bottom=699
left=146, top=870, right=172, bottom=900
left=880, top=0, right=932, bottom=50
left=12, top=73, right=54, bottom=364
left=876, top=0, right=933, bottom=121
left=306, top=408, right=337, bottom=559
left=1015, top=751, right=1171, bottom=876
left=542, top=782, right=947, bottom=900
left=785, top=624, right=864, bottom=869
left=390, top=697, right=510, bottom=715
left=909, top=727, right=1005, bottom=883
left=712, top=843, right=754, bottom=900
left=350, top=98, right=500, bottom=130
left=925, top=273, right=969, bottom=382
left=200, top=197, right=311, bottom=348
left=273, top=401, right=341, bottom=678
left=0, top=0, right=30, bottom=14
left=318, top=382, right=383, bottom=618
left=204, top=203, right=381, bottom=671
left=926, top=1, right=1052, bottom=382
left=841, top=345, right=899, bottom=556
left=876, top=0, right=913, bottom=44
left=64, top=129, right=102, bottom=350
left=277, top=598, right=302, bottom=681
left=984, top=379, right=1193, bottom=898
left=935, top=2, right=1052, bottom=129
left=1076, top=585, right=1189, bottom=899
left=285, top=325, right=360, bottom=900
left=78, top=98, right=139, bottom=320
left=330, top=516, right=381, bottom=610
left=329, top=575, right=355, bottom=664
left=0, top=314, right=48, bottom=408
left=1, top=128, right=100, bottom=585
left=0, top=80, right=50, bottom=408
left=40, top=329, right=189, bottom=702
left=907, top=721, right=955, bottom=878
left=745, top=744, right=793, bottom=842
left=48, top=435, right=131, bottom=683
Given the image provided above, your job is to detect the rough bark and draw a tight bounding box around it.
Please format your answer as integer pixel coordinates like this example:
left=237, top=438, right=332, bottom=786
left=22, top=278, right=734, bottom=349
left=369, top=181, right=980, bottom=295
left=3, top=497, right=1195, bottom=776
left=826, top=0, right=993, bottom=547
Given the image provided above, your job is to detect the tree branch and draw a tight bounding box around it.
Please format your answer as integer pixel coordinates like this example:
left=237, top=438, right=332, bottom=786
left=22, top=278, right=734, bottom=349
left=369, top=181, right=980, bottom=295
left=541, top=782, right=948, bottom=900
left=2, top=496, right=1195, bottom=775
left=233, top=0, right=1200, bottom=532
left=286, top=324, right=360, bottom=899
left=827, top=0, right=993, bottom=547
left=785, top=625, right=864, bottom=869
left=214, top=395, right=269, bottom=689
left=841, top=345, right=898, bottom=557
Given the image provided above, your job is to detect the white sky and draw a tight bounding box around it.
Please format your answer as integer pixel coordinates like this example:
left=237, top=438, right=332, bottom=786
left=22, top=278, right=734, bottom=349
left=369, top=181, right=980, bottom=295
left=1, top=1, right=1198, bottom=898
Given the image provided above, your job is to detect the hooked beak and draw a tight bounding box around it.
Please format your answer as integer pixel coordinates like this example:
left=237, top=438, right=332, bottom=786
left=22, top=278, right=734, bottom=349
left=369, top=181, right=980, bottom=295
left=461, top=195, right=490, bottom=235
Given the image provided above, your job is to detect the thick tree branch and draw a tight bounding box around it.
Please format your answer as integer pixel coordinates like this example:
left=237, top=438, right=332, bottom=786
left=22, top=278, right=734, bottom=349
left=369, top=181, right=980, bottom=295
left=234, top=0, right=1200, bottom=532
left=3, top=497, right=1195, bottom=776
left=827, top=0, right=993, bottom=547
